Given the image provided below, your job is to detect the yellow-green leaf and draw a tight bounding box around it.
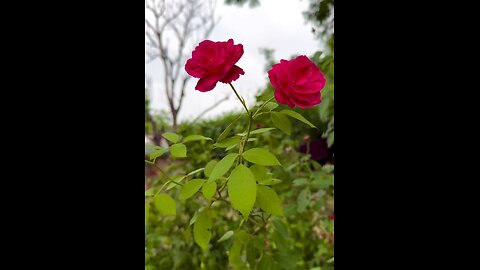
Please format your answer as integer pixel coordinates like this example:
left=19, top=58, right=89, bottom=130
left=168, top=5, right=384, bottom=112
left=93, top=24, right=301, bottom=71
left=256, top=185, right=283, bottom=216
left=169, top=143, right=187, bottom=158
left=271, top=111, right=291, bottom=135
left=162, top=132, right=180, bottom=143
left=243, top=148, right=281, bottom=166
left=154, top=193, right=176, bottom=216
left=183, top=135, right=213, bottom=143
left=280, top=109, right=317, bottom=129
left=207, top=153, right=238, bottom=183
left=202, top=181, right=217, bottom=201
left=228, top=164, right=257, bottom=219
left=179, top=179, right=205, bottom=200
left=204, top=160, right=218, bottom=177
left=193, top=212, right=212, bottom=250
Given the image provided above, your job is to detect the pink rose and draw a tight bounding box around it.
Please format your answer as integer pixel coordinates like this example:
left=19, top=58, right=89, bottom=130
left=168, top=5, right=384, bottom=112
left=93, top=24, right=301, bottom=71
left=185, top=39, right=245, bottom=92
left=268, top=55, right=326, bottom=108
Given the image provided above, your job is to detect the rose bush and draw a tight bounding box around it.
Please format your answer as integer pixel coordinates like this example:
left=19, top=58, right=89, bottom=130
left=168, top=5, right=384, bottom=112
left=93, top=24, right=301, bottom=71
left=146, top=39, right=333, bottom=269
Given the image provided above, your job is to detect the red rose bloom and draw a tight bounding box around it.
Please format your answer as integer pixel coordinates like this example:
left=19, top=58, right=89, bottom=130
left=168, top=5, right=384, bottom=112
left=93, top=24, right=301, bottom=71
left=268, top=55, right=326, bottom=108
left=185, top=39, right=245, bottom=92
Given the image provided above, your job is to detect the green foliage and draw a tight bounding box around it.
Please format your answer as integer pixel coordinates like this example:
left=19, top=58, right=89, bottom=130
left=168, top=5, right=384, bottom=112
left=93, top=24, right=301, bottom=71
left=145, top=46, right=334, bottom=269
left=227, top=164, right=257, bottom=219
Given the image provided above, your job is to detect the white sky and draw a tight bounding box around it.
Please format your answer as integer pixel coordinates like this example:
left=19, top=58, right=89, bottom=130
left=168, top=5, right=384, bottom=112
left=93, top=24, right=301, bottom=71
left=145, top=0, right=322, bottom=122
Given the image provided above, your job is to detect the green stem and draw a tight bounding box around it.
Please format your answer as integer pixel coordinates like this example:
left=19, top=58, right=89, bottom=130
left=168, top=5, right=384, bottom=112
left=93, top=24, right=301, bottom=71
left=229, top=83, right=249, bottom=114
left=252, top=96, right=275, bottom=119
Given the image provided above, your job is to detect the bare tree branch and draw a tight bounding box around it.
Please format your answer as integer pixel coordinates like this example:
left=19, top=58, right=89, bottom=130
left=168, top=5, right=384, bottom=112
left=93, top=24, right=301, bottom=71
left=191, top=95, right=230, bottom=124
left=145, top=0, right=218, bottom=130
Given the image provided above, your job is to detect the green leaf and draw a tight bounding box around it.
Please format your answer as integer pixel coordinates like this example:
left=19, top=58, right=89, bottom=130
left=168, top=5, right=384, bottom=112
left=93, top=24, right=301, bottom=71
left=297, top=188, right=311, bottom=213
left=204, top=160, right=218, bottom=177
left=154, top=194, right=176, bottom=216
left=271, top=111, right=291, bottom=135
left=202, top=181, right=217, bottom=201
left=162, top=132, right=180, bottom=143
left=256, top=185, right=283, bottom=216
left=179, top=179, right=205, bottom=200
left=149, top=147, right=168, bottom=161
left=183, top=135, right=213, bottom=143
left=207, top=153, right=238, bottom=183
left=280, top=109, right=317, bottom=129
left=145, top=203, right=149, bottom=226
left=169, top=143, right=187, bottom=158
left=250, top=165, right=267, bottom=182
left=312, top=175, right=334, bottom=188
left=217, top=230, right=234, bottom=243
left=258, top=178, right=282, bottom=186
left=214, top=136, right=240, bottom=148
left=217, top=115, right=242, bottom=142
left=237, top=128, right=276, bottom=136
left=193, top=212, right=212, bottom=250
left=228, top=164, right=257, bottom=219
left=145, top=188, right=154, bottom=197
left=242, top=148, right=281, bottom=166
left=187, top=168, right=204, bottom=176
left=264, top=102, right=278, bottom=111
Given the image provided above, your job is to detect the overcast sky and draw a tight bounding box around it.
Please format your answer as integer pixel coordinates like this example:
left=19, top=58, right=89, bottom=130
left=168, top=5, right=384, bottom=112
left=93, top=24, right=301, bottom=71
left=145, top=0, right=322, bottom=122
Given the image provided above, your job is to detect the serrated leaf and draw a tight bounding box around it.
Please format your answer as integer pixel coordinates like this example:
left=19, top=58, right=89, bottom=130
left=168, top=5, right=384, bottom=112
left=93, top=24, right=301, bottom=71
left=183, top=135, right=213, bottom=143
left=258, top=178, right=282, bottom=185
left=256, top=185, right=283, bottom=216
left=162, top=132, right=180, bottom=143
left=204, top=160, right=218, bottom=178
left=202, top=181, right=217, bottom=201
left=145, top=188, right=154, bottom=197
left=242, top=148, right=281, bottom=166
left=193, top=212, right=212, bottom=250
left=217, top=230, right=234, bottom=243
left=297, top=188, right=311, bottom=213
left=207, top=153, right=238, bottom=183
left=228, top=164, right=257, bottom=219
left=214, top=136, right=240, bottom=148
left=169, top=143, right=187, bottom=158
left=280, top=109, right=317, bottom=128
left=271, top=111, right=291, bottom=135
left=179, top=179, right=205, bottom=200
left=250, top=165, right=267, bottom=182
left=217, top=115, right=242, bottom=142
left=154, top=193, right=176, bottom=216
left=149, top=147, right=168, bottom=161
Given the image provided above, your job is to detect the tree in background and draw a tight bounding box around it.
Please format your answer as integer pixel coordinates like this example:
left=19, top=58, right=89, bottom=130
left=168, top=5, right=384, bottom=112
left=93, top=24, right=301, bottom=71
left=145, top=0, right=219, bottom=130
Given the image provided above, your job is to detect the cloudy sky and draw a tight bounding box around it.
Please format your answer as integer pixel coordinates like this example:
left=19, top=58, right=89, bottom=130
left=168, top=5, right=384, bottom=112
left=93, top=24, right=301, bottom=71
left=145, top=0, right=323, bottom=122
